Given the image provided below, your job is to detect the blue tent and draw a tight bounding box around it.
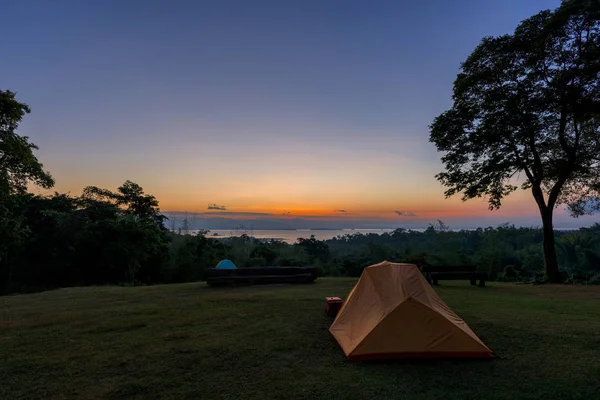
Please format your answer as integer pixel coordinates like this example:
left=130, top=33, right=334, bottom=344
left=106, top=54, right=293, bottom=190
left=216, top=259, right=236, bottom=269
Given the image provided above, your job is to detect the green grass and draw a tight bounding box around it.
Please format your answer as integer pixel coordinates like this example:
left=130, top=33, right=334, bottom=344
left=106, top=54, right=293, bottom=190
left=2, top=279, right=600, bottom=400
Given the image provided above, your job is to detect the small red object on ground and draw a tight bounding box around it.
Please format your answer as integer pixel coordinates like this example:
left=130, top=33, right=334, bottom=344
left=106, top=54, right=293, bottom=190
left=325, top=297, right=343, bottom=317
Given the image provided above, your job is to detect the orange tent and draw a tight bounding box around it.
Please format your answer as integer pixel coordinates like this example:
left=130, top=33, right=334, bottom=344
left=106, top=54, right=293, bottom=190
left=329, top=261, right=493, bottom=360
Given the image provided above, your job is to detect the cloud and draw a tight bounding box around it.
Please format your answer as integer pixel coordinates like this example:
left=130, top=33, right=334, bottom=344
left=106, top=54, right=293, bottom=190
left=208, top=204, right=227, bottom=210
left=334, top=209, right=347, bottom=213
left=204, top=211, right=273, bottom=217
left=281, top=211, right=292, bottom=216
left=395, top=210, right=417, bottom=217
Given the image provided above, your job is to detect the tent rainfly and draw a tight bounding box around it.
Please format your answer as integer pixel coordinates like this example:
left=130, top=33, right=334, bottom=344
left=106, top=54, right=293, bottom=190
left=329, top=261, right=493, bottom=360
left=215, top=259, right=236, bottom=269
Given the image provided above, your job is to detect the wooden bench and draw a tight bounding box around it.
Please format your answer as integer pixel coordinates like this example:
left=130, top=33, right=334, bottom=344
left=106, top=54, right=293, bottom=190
left=206, top=266, right=317, bottom=286
left=422, top=265, right=487, bottom=287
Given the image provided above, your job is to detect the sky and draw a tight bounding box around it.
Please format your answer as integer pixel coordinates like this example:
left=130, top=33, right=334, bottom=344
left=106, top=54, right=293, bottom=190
left=2, top=0, right=598, bottom=229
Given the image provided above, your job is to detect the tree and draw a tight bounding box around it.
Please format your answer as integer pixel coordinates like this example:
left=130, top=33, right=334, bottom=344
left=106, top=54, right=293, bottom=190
left=427, top=220, right=450, bottom=232
left=429, top=0, right=600, bottom=282
left=0, top=90, right=54, bottom=198
left=75, top=183, right=170, bottom=285
left=81, top=180, right=167, bottom=227
left=296, top=235, right=330, bottom=263
left=1, top=90, right=54, bottom=291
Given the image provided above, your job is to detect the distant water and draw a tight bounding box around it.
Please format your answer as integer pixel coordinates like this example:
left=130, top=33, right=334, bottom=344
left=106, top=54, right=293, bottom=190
left=186, top=229, right=397, bottom=244
left=181, top=227, right=582, bottom=244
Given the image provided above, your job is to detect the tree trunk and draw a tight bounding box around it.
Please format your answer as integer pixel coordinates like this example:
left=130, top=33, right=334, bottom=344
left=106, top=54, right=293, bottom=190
left=541, top=209, right=561, bottom=283
left=0, top=249, right=11, bottom=294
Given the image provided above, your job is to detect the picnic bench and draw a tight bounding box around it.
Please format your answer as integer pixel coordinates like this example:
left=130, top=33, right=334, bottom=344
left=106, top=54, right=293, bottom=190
left=422, top=265, right=488, bottom=287
left=206, top=266, right=317, bottom=286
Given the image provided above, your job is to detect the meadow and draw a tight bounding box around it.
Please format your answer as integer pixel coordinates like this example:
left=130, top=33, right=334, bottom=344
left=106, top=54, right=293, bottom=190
left=2, top=279, right=600, bottom=399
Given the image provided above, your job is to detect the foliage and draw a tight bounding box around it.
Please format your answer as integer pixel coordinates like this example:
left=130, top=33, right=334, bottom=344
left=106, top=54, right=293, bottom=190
left=295, top=235, right=330, bottom=263
left=1, top=184, right=170, bottom=293
left=429, top=0, right=600, bottom=282
left=0, top=90, right=55, bottom=290
left=0, top=90, right=172, bottom=293
left=82, top=180, right=167, bottom=227
left=323, top=226, right=600, bottom=282
left=6, top=204, right=600, bottom=292
left=0, top=90, right=54, bottom=198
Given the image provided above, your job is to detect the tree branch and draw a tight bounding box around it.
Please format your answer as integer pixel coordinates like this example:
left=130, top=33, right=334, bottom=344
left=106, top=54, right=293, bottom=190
left=504, top=140, right=532, bottom=179
left=557, top=102, right=571, bottom=155
left=572, top=117, right=581, bottom=152
left=527, top=127, right=544, bottom=182
left=548, top=175, right=569, bottom=210
left=531, top=183, right=548, bottom=213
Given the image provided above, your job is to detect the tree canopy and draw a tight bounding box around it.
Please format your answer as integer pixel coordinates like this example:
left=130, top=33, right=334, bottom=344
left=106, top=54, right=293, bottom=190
left=429, top=0, right=600, bottom=281
left=82, top=180, right=167, bottom=227
left=0, top=90, right=54, bottom=198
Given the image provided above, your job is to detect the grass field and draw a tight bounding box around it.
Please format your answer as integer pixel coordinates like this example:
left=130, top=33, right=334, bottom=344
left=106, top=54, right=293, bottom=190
left=2, top=279, right=600, bottom=400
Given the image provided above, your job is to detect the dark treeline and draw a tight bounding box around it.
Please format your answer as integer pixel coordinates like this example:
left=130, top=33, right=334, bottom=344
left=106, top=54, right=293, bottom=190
left=0, top=182, right=171, bottom=293
left=169, top=223, right=600, bottom=284
left=4, top=189, right=600, bottom=294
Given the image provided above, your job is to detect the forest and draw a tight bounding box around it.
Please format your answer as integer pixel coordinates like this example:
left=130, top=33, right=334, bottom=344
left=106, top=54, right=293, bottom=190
left=128, top=221, right=600, bottom=284
left=2, top=185, right=600, bottom=294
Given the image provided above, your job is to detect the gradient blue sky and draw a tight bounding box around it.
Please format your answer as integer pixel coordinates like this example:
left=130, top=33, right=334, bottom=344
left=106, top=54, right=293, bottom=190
left=2, top=0, right=597, bottom=229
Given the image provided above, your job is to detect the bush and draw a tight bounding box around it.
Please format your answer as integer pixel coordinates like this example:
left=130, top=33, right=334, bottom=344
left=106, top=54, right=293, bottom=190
left=245, top=257, right=267, bottom=268
left=588, top=274, right=600, bottom=285
left=502, top=265, right=519, bottom=282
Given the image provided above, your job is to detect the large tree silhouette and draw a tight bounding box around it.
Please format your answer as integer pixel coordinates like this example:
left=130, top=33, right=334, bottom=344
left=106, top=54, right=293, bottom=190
left=429, top=0, right=600, bottom=282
